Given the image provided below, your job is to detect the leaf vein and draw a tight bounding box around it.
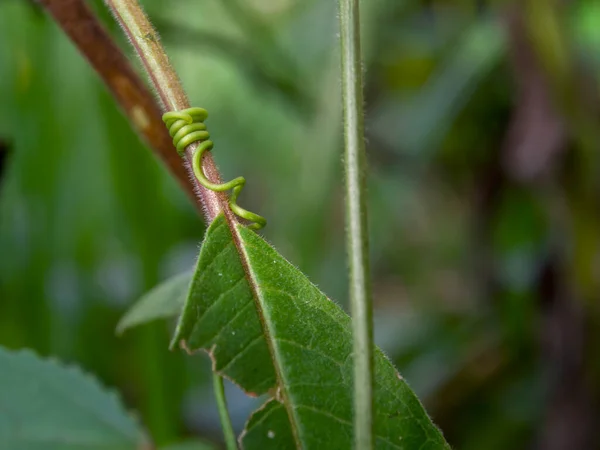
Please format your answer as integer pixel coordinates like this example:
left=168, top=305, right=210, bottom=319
left=243, top=400, right=282, bottom=434
left=188, top=275, right=247, bottom=343
left=261, top=286, right=351, bottom=338
left=206, top=300, right=254, bottom=346
left=294, top=405, right=404, bottom=449
left=276, top=338, right=344, bottom=367
left=218, top=333, right=264, bottom=372
left=197, top=239, right=235, bottom=282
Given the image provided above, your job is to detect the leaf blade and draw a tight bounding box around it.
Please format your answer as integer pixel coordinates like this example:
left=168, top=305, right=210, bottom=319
left=173, top=215, right=449, bottom=449
left=116, top=270, right=192, bottom=335
left=239, top=224, right=448, bottom=449
left=0, top=347, right=148, bottom=450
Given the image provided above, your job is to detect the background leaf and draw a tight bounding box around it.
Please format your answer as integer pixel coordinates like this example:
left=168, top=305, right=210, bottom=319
left=0, top=346, right=148, bottom=450
left=172, top=215, right=449, bottom=449
left=117, top=270, right=191, bottom=335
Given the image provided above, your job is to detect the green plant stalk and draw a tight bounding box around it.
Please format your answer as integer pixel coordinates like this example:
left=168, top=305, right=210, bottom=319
left=105, top=0, right=241, bottom=444
left=105, top=0, right=228, bottom=222
left=338, top=0, right=374, bottom=449
left=213, top=373, right=238, bottom=450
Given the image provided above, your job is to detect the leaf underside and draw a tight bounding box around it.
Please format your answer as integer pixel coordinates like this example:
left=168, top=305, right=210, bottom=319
left=117, top=269, right=191, bottom=335
left=170, top=215, right=449, bottom=449
left=0, top=347, right=147, bottom=450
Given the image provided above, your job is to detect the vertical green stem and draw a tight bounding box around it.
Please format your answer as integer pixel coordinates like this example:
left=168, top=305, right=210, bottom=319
left=338, top=0, right=374, bottom=449
left=213, top=372, right=238, bottom=450
left=105, top=0, right=227, bottom=222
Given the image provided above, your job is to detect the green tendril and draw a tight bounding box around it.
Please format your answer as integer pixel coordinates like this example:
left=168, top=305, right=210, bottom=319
left=163, top=107, right=266, bottom=230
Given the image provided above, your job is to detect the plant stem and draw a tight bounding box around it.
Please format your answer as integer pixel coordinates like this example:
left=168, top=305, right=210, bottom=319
left=102, top=2, right=246, bottom=446
left=104, top=0, right=230, bottom=223
left=213, top=373, right=238, bottom=450
left=338, top=0, right=374, bottom=449
left=39, top=0, right=200, bottom=210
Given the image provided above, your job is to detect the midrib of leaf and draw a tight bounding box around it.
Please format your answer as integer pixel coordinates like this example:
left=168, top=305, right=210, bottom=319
left=229, top=220, right=303, bottom=449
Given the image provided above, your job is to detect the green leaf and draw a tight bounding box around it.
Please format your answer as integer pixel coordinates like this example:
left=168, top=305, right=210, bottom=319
left=117, top=270, right=192, bottom=335
left=0, top=347, right=148, bottom=450
left=172, top=215, right=449, bottom=449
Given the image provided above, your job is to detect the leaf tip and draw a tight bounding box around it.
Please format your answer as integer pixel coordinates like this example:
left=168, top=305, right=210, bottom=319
left=115, top=320, right=128, bottom=337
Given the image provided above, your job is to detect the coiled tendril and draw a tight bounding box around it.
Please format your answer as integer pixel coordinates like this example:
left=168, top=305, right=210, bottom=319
left=163, top=107, right=266, bottom=230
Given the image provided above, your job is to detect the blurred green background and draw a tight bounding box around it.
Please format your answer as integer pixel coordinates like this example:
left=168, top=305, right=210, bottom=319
left=2, top=0, right=600, bottom=448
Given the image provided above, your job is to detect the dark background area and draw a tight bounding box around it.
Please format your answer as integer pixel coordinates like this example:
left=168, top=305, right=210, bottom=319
left=1, top=0, right=600, bottom=448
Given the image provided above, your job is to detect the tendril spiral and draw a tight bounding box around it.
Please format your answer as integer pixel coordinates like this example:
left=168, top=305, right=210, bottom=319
left=163, top=107, right=266, bottom=230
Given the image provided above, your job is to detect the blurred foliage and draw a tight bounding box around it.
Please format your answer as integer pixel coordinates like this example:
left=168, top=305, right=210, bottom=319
left=1, top=0, right=600, bottom=448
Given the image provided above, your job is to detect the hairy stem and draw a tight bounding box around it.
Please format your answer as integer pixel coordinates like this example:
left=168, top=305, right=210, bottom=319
left=213, top=373, right=238, bottom=450
left=338, top=0, right=374, bottom=448
left=104, top=0, right=231, bottom=222
left=38, top=0, right=200, bottom=211
left=102, top=1, right=252, bottom=445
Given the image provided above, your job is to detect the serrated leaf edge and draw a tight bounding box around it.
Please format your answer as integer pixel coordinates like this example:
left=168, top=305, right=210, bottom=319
left=0, top=347, right=152, bottom=448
